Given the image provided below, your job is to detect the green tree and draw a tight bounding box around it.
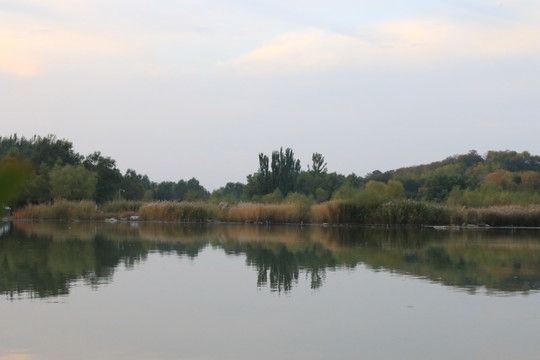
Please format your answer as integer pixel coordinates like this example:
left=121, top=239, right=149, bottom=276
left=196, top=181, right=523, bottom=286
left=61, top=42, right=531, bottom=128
left=49, top=164, right=97, bottom=200
left=23, top=164, right=52, bottom=204
left=0, top=152, right=32, bottom=207
left=315, top=187, right=329, bottom=203
left=122, top=169, right=146, bottom=201
left=363, top=180, right=387, bottom=203
left=221, top=182, right=244, bottom=199
left=284, top=192, right=314, bottom=205
left=297, top=171, right=346, bottom=201
left=244, top=174, right=260, bottom=201
left=154, top=181, right=176, bottom=200
left=386, top=180, right=405, bottom=199
left=84, top=152, right=122, bottom=202
left=295, top=172, right=318, bottom=197
left=185, top=178, right=210, bottom=201
left=456, top=150, right=483, bottom=168
left=32, top=134, right=83, bottom=167
left=211, top=182, right=245, bottom=203
left=422, top=174, right=470, bottom=202
left=309, top=153, right=327, bottom=174
left=173, top=180, right=188, bottom=201
left=261, top=188, right=283, bottom=204
left=270, top=147, right=301, bottom=196
left=246, top=148, right=301, bottom=199
left=257, top=153, right=272, bottom=194
left=401, top=179, right=422, bottom=199
left=332, top=184, right=361, bottom=200
left=485, top=150, right=540, bottom=172
left=0, top=134, right=82, bottom=168
left=364, top=170, right=394, bottom=183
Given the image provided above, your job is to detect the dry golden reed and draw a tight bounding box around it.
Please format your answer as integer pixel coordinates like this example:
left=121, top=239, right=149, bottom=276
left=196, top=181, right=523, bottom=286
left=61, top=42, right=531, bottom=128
left=222, top=202, right=311, bottom=223
left=15, top=200, right=98, bottom=220
left=138, top=201, right=219, bottom=222
left=13, top=199, right=540, bottom=227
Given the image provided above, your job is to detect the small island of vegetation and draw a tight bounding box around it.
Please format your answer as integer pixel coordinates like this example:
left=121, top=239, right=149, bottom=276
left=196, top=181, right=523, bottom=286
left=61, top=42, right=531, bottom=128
left=2, top=134, right=540, bottom=226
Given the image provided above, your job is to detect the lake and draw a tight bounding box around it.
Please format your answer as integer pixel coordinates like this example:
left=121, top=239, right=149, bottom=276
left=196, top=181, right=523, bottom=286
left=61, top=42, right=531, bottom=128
left=1, top=221, right=540, bottom=360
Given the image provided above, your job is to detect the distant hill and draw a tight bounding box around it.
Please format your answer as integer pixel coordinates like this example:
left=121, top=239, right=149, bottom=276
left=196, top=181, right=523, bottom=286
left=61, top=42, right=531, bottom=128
left=363, top=150, right=540, bottom=204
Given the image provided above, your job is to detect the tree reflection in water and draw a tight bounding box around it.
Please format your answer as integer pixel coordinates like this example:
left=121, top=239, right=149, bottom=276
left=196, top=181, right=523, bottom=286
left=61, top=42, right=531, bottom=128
left=1, top=221, right=540, bottom=298
left=243, top=242, right=337, bottom=292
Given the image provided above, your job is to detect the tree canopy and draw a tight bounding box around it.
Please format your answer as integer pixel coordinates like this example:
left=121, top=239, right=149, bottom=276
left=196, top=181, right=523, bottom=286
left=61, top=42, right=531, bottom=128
left=2, top=134, right=540, bottom=208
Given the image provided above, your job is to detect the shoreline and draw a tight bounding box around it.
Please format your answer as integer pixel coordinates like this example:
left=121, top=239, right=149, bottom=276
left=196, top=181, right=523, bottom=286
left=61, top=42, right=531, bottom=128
left=10, top=199, right=540, bottom=228
left=7, top=217, right=540, bottom=231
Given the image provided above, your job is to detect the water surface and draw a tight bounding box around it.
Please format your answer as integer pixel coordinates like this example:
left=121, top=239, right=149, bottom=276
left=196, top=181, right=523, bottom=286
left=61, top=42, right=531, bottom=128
left=1, top=221, right=539, bottom=359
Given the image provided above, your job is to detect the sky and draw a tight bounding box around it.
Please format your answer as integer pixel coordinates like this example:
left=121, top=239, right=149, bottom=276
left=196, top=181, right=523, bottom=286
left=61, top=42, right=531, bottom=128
left=1, top=0, right=539, bottom=190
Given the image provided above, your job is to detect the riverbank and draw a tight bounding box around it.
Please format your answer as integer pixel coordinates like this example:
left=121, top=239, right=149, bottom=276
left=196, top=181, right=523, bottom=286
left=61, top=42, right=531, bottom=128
left=12, top=199, right=540, bottom=227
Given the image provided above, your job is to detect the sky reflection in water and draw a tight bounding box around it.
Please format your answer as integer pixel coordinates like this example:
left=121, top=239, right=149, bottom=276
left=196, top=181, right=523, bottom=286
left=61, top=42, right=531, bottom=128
left=1, top=221, right=540, bottom=359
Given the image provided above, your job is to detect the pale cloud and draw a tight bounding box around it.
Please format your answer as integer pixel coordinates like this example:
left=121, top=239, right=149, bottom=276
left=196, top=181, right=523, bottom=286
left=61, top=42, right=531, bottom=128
left=0, top=35, right=38, bottom=76
left=3, top=0, right=540, bottom=78
left=373, top=16, right=540, bottom=61
left=0, top=354, right=36, bottom=360
left=0, top=1, right=248, bottom=78
left=0, top=5, right=128, bottom=77
left=225, top=11, right=540, bottom=76
left=224, top=28, right=364, bottom=75
left=0, top=27, right=124, bottom=76
left=16, top=0, right=94, bottom=15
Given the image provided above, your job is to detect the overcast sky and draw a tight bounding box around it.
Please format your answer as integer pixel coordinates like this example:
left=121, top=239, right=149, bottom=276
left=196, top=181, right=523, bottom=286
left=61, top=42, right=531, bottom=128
left=1, top=0, right=539, bottom=190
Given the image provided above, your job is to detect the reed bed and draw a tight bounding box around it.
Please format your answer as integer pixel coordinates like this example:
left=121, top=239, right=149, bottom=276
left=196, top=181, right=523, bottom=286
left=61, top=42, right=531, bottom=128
left=222, top=202, right=311, bottom=223
left=100, top=200, right=144, bottom=213
left=138, top=201, right=219, bottom=222
left=15, top=200, right=98, bottom=220
left=312, top=200, right=459, bottom=225
left=463, top=205, right=540, bottom=227
left=12, top=199, right=540, bottom=227
left=311, top=202, right=332, bottom=223
left=223, top=200, right=454, bottom=225
left=376, top=200, right=455, bottom=225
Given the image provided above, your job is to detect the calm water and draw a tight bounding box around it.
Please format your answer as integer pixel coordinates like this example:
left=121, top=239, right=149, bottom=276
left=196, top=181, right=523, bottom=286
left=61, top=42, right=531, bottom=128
left=1, top=221, right=540, bottom=360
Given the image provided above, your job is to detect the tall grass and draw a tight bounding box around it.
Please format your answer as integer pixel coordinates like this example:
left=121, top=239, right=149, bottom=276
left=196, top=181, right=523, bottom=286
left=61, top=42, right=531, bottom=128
left=312, top=199, right=457, bottom=225
left=100, top=200, right=144, bottom=213
left=222, top=202, right=311, bottom=223
left=463, top=205, right=540, bottom=227
left=13, top=199, right=540, bottom=227
left=138, top=201, right=219, bottom=222
left=15, top=200, right=98, bottom=220
left=376, top=200, right=455, bottom=225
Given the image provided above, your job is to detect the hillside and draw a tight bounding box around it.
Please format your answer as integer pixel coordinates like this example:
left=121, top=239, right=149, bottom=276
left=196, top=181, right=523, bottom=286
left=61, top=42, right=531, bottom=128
left=363, top=150, right=540, bottom=205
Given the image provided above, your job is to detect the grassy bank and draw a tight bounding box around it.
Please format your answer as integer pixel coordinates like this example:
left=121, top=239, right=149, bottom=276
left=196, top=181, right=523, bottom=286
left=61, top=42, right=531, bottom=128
left=12, top=199, right=540, bottom=226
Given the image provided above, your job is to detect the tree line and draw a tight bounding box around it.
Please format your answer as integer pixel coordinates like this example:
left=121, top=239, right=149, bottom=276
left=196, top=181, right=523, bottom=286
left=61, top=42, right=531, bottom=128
left=2, top=134, right=540, bottom=208
left=0, top=134, right=208, bottom=207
